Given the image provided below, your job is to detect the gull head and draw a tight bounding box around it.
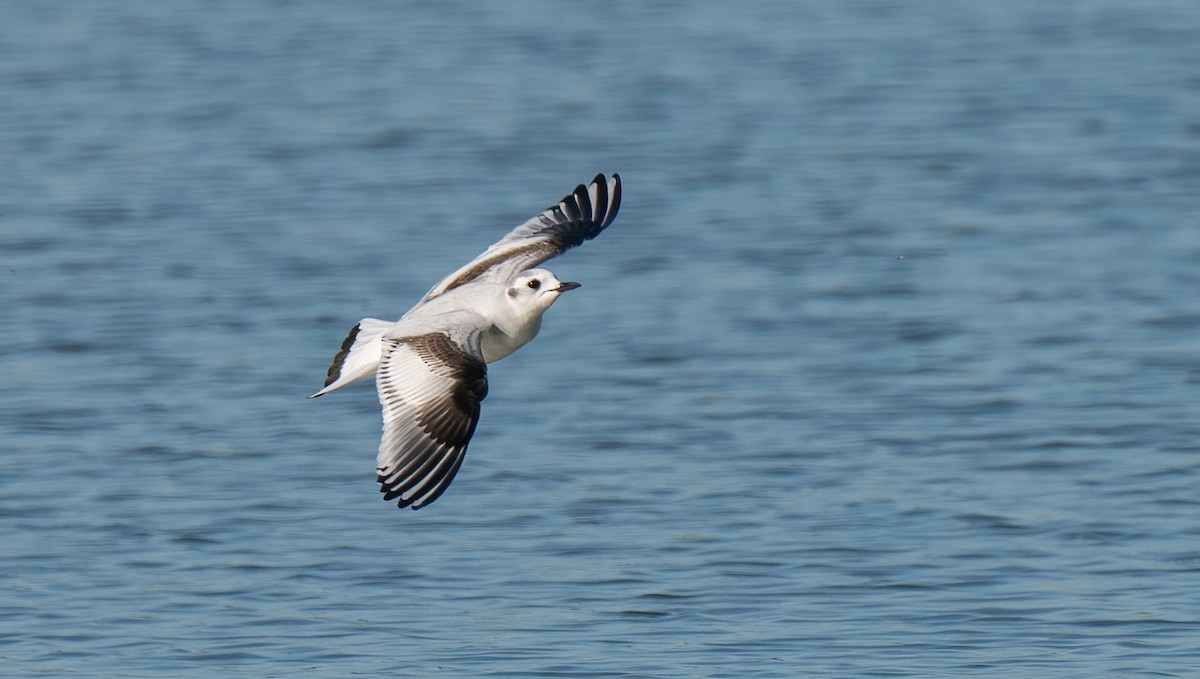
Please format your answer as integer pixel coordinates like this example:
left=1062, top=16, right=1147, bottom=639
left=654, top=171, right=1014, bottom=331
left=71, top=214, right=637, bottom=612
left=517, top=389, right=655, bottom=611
left=486, top=268, right=581, bottom=361
left=506, top=268, right=580, bottom=314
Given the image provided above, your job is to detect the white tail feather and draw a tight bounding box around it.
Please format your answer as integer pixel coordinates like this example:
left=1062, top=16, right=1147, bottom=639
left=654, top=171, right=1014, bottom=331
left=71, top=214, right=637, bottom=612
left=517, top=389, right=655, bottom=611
left=310, top=318, right=394, bottom=397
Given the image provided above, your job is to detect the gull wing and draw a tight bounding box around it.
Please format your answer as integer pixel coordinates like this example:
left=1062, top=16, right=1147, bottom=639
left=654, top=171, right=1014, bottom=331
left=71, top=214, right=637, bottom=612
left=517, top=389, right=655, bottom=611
left=375, top=325, right=489, bottom=510
left=422, top=173, right=621, bottom=301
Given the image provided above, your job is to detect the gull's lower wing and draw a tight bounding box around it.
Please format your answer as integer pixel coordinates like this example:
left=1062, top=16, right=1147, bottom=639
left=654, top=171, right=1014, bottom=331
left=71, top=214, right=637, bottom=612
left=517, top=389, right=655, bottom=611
left=376, top=328, right=488, bottom=510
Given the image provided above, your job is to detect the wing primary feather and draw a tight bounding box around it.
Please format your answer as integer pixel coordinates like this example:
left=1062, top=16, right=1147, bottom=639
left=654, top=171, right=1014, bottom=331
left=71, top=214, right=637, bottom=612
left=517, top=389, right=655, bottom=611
left=389, top=445, right=451, bottom=498
left=590, top=174, right=609, bottom=227
left=574, top=182, right=592, bottom=223
left=405, top=446, right=465, bottom=508
left=603, top=173, right=621, bottom=228
left=561, top=187, right=582, bottom=222
left=411, top=449, right=466, bottom=509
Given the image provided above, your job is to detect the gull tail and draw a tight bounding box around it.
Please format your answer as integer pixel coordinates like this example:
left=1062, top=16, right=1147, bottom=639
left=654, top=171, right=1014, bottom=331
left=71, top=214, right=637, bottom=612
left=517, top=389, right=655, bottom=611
left=310, top=318, right=393, bottom=398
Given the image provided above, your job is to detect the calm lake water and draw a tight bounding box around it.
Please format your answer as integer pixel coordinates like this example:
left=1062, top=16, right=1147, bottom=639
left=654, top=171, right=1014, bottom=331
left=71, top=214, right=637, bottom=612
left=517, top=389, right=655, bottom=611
left=3, top=1, right=1200, bottom=676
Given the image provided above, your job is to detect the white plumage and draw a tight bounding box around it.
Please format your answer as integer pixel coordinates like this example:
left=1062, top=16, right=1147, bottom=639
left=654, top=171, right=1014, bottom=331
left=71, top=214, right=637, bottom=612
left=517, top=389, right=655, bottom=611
left=312, top=174, right=622, bottom=509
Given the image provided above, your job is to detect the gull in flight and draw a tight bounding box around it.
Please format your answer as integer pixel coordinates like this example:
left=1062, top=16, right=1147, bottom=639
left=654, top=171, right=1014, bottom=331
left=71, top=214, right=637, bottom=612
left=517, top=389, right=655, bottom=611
left=312, top=173, right=622, bottom=510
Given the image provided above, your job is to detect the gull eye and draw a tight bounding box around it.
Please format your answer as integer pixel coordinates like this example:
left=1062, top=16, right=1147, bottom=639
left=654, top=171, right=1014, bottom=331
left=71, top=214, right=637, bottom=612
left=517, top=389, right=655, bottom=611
left=527, top=279, right=541, bottom=290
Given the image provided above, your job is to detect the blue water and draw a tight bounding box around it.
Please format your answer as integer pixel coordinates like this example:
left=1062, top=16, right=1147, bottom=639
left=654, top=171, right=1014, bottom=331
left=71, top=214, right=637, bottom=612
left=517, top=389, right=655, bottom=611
left=3, top=1, right=1200, bottom=676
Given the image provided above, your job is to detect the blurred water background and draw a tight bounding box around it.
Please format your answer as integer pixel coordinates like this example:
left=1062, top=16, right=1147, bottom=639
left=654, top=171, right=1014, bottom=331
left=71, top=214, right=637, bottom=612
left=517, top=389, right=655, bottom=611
left=3, top=1, right=1199, bottom=676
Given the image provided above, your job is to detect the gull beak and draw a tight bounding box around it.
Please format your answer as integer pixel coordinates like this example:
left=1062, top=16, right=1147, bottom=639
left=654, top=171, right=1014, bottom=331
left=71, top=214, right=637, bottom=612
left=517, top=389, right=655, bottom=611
left=554, top=281, right=582, bottom=292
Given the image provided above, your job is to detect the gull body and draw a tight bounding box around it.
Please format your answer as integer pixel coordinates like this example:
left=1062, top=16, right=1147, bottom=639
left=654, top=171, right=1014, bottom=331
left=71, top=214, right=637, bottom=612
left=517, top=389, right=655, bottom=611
left=312, top=174, right=622, bottom=510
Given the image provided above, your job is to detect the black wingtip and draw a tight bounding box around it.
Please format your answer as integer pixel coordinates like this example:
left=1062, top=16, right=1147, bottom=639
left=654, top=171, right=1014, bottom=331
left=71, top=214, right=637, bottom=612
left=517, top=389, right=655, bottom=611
left=321, top=322, right=362, bottom=389
left=573, top=183, right=592, bottom=223
left=562, top=185, right=583, bottom=222
left=604, top=173, right=622, bottom=228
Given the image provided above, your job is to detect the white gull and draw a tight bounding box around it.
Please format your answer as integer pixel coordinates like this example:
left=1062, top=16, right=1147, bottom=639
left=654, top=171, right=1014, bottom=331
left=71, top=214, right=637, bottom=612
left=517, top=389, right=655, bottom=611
left=311, top=173, right=622, bottom=510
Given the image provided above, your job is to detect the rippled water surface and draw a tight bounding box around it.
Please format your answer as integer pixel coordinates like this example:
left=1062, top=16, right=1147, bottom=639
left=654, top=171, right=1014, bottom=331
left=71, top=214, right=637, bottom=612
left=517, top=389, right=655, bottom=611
left=3, top=1, right=1200, bottom=676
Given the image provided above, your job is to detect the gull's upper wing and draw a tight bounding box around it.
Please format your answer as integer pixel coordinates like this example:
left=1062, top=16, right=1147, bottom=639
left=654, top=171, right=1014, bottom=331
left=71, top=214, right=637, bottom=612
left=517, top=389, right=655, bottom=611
left=375, top=323, right=489, bottom=510
left=422, top=173, right=621, bottom=301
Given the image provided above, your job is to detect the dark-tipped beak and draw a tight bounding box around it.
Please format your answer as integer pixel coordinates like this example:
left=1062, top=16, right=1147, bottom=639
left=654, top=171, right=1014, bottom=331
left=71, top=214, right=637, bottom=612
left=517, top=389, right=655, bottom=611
left=555, top=281, right=582, bottom=292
